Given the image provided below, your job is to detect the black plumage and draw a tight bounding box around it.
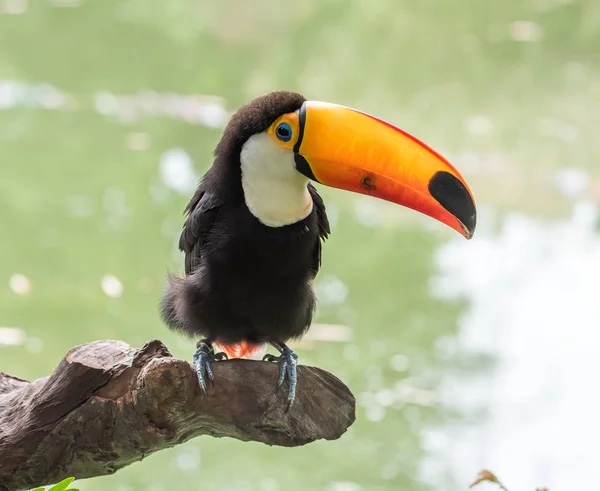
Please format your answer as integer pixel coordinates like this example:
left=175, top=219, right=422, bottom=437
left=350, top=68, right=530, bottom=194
left=160, top=91, right=330, bottom=349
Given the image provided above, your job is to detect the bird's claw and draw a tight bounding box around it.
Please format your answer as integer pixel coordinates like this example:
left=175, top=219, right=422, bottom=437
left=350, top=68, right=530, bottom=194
left=193, top=341, right=228, bottom=394
left=263, top=347, right=298, bottom=409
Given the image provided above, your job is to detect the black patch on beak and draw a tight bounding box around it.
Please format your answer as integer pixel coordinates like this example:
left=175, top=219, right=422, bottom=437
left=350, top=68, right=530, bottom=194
left=293, top=102, right=306, bottom=153
left=294, top=154, right=320, bottom=183
left=293, top=102, right=321, bottom=183
left=428, top=171, right=476, bottom=236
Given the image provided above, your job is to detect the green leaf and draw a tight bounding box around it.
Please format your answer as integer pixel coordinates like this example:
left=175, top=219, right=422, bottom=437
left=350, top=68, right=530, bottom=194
left=46, top=477, right=76, bottom=491
left=28, top=477, right=78, bottom=491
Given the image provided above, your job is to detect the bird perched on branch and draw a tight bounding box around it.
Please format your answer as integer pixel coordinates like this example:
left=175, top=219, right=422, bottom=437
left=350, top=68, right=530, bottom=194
left=161, top=91, right=476, bottom=407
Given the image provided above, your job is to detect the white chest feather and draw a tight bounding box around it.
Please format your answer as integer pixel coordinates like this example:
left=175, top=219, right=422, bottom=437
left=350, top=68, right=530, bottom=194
left=240, top=133, right=313, bottom=227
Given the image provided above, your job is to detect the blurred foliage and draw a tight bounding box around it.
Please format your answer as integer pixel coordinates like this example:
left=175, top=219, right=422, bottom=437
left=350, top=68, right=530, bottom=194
left=469, top=470, right=549, bottom=491
left=31, top=477, right=79, bottom=491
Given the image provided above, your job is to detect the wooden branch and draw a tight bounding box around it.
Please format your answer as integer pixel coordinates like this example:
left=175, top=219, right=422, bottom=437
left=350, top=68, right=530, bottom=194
left=0, top=339, right=355, bottom=491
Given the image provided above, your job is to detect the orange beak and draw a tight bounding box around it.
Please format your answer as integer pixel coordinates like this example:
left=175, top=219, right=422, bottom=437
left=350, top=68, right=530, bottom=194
left=294, top=101, right=476, bottom=239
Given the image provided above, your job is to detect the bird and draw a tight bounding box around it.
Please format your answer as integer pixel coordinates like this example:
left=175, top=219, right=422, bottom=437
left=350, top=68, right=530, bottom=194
left=160, top=90, right=476, bottom=408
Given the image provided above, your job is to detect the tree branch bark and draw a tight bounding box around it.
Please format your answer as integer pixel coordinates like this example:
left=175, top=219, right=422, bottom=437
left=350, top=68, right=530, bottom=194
left=0, top=339, right=355, bottom=491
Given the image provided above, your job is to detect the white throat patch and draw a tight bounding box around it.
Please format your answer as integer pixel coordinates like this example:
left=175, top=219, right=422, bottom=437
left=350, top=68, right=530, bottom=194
left=240, top=132, right=313, bottom=227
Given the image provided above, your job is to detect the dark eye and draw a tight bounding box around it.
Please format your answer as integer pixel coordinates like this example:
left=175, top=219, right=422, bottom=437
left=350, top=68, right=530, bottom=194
left=275, top=122, right=292, bottom=142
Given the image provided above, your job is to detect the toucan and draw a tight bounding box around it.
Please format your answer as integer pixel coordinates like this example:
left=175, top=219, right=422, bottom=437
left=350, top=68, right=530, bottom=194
left=160, top=91, right=476, bottom=407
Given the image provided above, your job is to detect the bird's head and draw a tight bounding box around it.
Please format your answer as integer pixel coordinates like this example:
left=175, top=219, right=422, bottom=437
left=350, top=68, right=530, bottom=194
left=216, top=91, right=476, bottom=238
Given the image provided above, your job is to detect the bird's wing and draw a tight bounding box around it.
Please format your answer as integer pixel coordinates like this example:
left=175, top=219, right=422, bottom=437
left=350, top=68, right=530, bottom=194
left=179, top=185, right=224, bottom=275
left=308, top=183, right=330, bottom=275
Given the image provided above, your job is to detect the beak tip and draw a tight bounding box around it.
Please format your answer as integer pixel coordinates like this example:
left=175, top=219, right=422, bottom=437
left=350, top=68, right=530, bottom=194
left=461, top=213, right=477, bottom=240
left=428, top=172, right=477, bottom=241
left=462, top=213, right=477, bottom=240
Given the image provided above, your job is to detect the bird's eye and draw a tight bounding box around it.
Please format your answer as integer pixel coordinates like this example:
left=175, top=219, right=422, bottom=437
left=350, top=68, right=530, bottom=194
left=275, top=122, right=292, bottom=142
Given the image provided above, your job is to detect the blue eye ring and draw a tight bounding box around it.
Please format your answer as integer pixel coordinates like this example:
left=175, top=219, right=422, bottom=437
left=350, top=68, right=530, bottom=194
left=275, top=122, right=293, bottom=142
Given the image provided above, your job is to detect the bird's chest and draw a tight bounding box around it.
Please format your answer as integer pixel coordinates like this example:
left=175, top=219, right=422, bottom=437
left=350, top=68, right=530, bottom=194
left=212, top=207, right=317, bottom=277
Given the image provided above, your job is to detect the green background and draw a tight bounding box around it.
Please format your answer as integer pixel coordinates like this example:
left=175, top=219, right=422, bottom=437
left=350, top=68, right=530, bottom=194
left=1, top=1, right=598, bottom=490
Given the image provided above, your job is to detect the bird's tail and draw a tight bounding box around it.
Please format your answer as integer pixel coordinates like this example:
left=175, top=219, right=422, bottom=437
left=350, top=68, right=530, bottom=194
left=214, top=341, right=267, bottom=360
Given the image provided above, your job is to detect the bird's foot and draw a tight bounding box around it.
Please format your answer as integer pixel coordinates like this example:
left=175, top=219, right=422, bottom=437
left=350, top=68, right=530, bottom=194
left=263, top=343, right=298, bottom=410
left=192, top=339, right=228, bottom=394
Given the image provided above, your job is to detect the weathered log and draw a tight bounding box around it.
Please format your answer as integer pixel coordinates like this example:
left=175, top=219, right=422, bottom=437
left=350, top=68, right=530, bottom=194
left=0, top=339, right=355, bottom=491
